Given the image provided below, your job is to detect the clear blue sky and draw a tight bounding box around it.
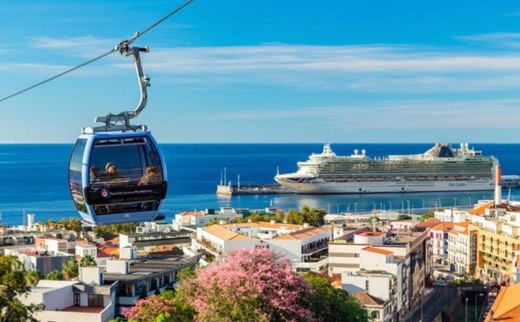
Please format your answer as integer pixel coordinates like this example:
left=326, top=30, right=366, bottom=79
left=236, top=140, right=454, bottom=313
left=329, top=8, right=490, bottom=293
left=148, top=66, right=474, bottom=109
left=1, top=1, right=520, bottom=143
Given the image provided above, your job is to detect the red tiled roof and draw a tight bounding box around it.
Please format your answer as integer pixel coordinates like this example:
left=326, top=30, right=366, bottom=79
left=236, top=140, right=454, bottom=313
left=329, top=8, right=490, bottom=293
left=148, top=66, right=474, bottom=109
left=485, top=284, right=520, bottom=321
left=354, top=291, right=386, bottom=306
left=363, top=246, right=393, bottom=256
left=431, top=222, right=454, bottom=231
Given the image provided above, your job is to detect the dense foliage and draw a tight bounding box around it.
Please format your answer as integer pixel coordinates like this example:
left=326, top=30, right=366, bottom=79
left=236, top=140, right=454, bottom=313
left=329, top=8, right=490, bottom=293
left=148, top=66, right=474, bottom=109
left=0, top=256, right=43, bottom=322
left=285, top=206, right=326, bottom=227
left=93, top=223, right=139, bottom=240
left=62, top=257, right=79, bottom=280
left=304, top=273, right=368, bottom=322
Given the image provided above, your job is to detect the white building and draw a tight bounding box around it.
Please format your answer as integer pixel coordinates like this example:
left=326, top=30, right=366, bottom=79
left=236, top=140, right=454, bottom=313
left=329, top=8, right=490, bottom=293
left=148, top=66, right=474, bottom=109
left=435, top=208, right=470, bottom=223
left=447, top=221, right=470, bottom=275
left=195, top=221, right=331, bottom=272
left=4, top=247, right=74, bottom=277
left=342, top=246, right=403, bottom=322
left=76, top=241, right=98, bottom=258
left=20, top=267, right=118, bottom=322
left=173, top=207, right=246, bottom=231
left=354, top=291, right=389, bottom=322
left=329, top=226, right=429, bottom=322
left=429, top=222, right=454, bottom=265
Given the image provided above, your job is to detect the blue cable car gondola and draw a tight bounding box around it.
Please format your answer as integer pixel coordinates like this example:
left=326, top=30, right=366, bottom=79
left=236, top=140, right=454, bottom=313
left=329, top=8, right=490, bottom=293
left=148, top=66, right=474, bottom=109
left=68, top=45, right=167, bottom=225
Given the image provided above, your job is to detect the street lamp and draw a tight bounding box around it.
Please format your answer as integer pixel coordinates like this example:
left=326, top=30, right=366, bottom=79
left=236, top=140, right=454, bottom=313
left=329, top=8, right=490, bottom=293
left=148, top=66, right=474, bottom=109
left=466, top=297, right=468, bottom=322
left=420, top=291, right=424, bottom=322
left=422, top=199, right=425, bottom=209
left=468, top=196, right=472, bottom=206
left=372, top=202, right=376, bottom=211
left=389, top=201, right=392, bottom=210
left=475, top=293, right=484, bottom=321
left=336, top=204, right=339, bottom=214
left=454, top=197, right=457, bottom=207
left=353, top=203, right=357, bottom=213
left=406, top=200, right=410, bottom=214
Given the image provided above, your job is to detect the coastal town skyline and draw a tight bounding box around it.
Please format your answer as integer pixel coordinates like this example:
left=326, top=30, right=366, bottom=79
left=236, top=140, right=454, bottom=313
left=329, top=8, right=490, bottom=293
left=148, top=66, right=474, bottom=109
left=2, top=1, right=520, bottom=143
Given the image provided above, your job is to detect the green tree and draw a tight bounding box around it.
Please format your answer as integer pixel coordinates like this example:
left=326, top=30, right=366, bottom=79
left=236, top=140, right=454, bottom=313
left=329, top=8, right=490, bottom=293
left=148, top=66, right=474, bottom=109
left=80, top=254, right=97, bottom=267
left=46, top=270, right=64, bottom=281
left=419, top=208, right=437, bottom=222
left=93, top=223, right=138, bottom=240
left=25, top=270, right=43, bottom=287
left=60, top=217, right=82, bottom=233
left=62, top=257, right=79, bottom=280
left=274, top=210, right=285, bottom=223
left=285, top=206, right=326, bottom=227
left=205, top=219, right=218, bottom=226
left=304, top=273, right=368, bottom=322
left=0, top=256, right=44, bottom=322
left=396, top=214, right=412, bottom=220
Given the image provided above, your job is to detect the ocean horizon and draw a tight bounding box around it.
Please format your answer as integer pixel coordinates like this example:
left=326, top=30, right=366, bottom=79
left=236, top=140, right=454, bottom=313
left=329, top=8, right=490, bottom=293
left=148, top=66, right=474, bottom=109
left=1, top=143, right=519, bottom=226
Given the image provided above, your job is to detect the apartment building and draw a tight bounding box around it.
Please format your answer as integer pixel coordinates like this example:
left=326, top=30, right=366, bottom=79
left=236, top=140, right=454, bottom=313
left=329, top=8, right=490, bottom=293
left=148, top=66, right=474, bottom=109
left=329, top=225, right=429, bottom=321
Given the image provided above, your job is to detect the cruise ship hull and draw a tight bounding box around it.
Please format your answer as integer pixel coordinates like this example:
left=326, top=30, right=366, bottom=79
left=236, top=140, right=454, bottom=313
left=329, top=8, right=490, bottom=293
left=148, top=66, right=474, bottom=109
left=275, top=177, right=495, bottom=194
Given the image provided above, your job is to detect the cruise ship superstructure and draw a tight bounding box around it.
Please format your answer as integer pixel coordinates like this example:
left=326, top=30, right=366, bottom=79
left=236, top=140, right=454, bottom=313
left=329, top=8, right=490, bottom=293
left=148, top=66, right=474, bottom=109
left=274, top=143, right=498, bottom=194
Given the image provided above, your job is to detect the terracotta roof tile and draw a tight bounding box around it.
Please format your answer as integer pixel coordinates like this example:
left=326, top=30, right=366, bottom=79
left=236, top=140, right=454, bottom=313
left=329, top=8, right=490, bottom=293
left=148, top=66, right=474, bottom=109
left=353, top=291, right=386, bottom=306
left=203, top=225, right=252, bottom=241
left=485, top=284, right=520, bottom=321
left=363, top=246, right=393, bottom=256
left=272, top=227, right=328, bottom=240
left=431, top=222, right=454, bottom=231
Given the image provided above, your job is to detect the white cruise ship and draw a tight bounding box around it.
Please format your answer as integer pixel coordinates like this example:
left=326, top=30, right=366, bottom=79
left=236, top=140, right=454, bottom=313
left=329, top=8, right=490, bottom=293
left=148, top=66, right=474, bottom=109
left=274, top=143, right=498, bottom=194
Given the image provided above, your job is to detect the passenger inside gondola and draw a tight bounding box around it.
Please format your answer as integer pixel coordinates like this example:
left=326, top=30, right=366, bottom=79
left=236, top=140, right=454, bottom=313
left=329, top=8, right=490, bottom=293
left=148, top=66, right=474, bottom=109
left=138, top=165, right=161, bottom=186
left=101, top=162, right=128, bottom=186
left=89, top=166, right=101, bottom=186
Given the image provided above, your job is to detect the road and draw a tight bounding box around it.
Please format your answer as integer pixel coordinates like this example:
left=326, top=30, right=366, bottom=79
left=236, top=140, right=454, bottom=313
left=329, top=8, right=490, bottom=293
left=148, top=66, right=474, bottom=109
left=405, top=287, right=457, bottom=322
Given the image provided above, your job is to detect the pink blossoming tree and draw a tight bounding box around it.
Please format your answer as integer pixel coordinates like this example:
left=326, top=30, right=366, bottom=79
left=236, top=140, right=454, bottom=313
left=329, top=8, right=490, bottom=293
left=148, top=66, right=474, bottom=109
left=178, top=247, right=315, bottom=322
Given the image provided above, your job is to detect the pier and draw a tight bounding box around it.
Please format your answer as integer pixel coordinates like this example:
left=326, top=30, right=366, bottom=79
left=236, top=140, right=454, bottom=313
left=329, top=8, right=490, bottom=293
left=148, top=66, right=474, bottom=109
left=216, top=183, right=291, bottom=196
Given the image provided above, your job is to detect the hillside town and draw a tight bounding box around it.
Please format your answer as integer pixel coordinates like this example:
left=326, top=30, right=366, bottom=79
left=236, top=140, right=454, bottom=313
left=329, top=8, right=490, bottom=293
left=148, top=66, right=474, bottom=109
left=1, top=177, right=520, bottom=321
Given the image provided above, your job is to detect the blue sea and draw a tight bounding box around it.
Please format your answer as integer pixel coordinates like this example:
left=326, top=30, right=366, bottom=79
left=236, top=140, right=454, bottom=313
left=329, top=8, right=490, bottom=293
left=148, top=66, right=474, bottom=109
left=1, top=143, right=519, bottom=226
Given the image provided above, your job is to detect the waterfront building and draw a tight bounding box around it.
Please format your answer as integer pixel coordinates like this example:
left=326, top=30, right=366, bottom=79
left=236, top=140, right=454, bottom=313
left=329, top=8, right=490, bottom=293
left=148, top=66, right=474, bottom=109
left=173, top=207, right=247, bottom=231
left=434, top=208, right=470, bottom=223
left=194, top=221, right=330, bottom=272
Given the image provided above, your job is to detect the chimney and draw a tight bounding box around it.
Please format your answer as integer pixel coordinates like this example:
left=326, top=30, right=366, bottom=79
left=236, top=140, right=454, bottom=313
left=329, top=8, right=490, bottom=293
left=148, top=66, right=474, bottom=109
left=494, top=165, right=502, bottom=207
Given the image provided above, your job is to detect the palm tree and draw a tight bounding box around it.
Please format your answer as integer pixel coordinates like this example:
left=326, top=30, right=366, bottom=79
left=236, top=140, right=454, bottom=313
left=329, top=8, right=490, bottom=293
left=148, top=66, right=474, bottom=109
left=25, top=269, right=43, bottom=287
left=62, top=257, right=79, bottom=280
left=80, top=254, right=97, bottom=267
left=46, top=270, right=64, bottom=280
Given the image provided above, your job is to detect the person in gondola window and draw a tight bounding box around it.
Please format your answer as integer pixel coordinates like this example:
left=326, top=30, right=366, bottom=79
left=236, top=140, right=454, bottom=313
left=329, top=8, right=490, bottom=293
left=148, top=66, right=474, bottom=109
left=104, top=162, right=119, bottom=177
left=89, top=166, right=101, bottom=186
left=139, top=165, right=161, bottom=186
left=101, top=162, right=127, bottom=186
